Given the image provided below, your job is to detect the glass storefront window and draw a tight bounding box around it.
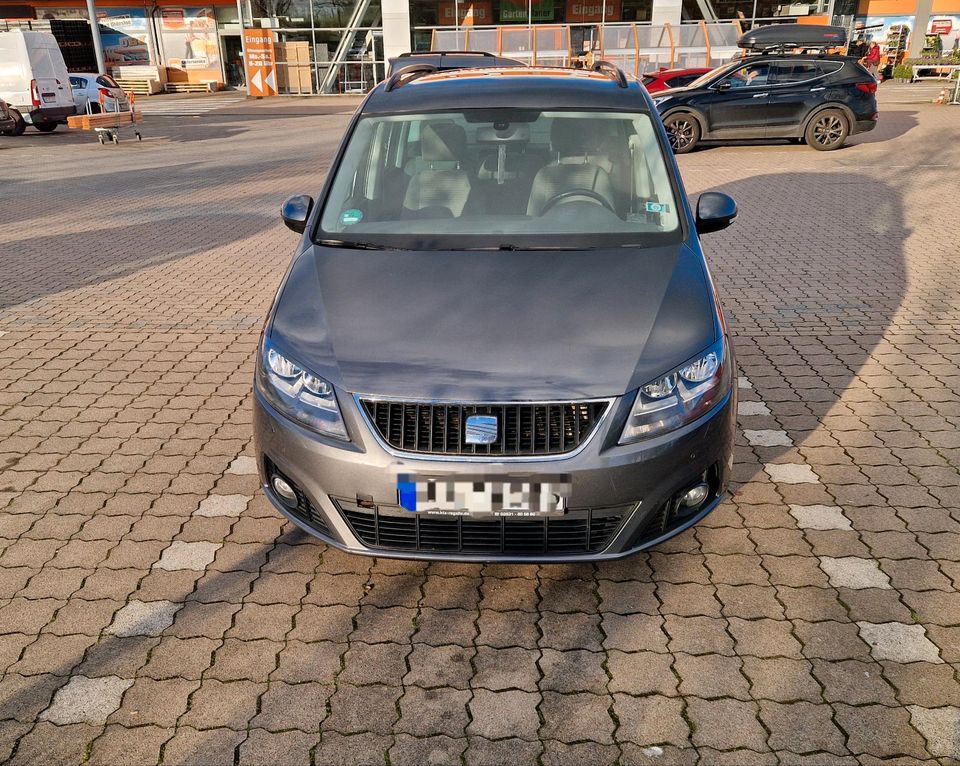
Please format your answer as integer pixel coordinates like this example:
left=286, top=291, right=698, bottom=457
left=215, top=5, right=240, bottom=23
left=410, top=0, right=654, bottom=30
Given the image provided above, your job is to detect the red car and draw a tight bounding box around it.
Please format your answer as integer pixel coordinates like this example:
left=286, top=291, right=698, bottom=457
left=641, top=67, right=713, bottom=93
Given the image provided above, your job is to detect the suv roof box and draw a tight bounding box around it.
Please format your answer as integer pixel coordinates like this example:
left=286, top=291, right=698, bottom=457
left=738, top=23, right=847, bottom=52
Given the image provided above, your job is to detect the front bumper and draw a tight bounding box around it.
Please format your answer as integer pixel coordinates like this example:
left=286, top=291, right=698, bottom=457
left=254, top=381, right=736, bottom=562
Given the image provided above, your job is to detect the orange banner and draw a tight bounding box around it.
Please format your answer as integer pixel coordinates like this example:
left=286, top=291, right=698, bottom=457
left=244, top=29, right=278, bottom=97
left=437, top=0, right=493, bottom=25
left=565, top=0, right=620, bottom=23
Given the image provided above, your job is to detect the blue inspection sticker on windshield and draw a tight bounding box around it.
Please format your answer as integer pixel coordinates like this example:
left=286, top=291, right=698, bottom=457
left=646, top=202, right=670, bottom=214
left=340, top=209, right=363, bottom=225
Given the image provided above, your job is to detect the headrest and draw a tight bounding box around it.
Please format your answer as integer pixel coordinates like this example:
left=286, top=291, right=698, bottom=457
left=552, top=118, right=610, bottom=157
left=421, top=121, right=466, bottom=162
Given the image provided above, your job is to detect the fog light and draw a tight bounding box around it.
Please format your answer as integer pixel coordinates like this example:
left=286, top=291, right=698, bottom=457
left=271, top=475, right=297, bottom=506
left=680, top=483, right=710, bottom=508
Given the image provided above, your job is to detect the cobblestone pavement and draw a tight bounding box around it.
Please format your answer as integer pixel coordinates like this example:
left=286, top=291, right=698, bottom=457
left=1, top=100, right=959, bottom=765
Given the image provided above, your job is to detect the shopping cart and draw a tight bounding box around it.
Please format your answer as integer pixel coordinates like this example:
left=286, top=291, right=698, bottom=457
left=66, top=92, right=143, bottom=144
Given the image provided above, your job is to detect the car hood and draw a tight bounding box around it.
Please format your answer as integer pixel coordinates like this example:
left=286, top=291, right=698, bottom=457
left=654, top=86, right=702, bottom=100
left=268, top=242, right=718, bottom=401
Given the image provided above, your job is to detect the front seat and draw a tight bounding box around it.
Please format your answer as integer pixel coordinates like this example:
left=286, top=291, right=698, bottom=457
left=526, top=118, right=617, bottom=217
left=403, top=122, right=473, bottom=218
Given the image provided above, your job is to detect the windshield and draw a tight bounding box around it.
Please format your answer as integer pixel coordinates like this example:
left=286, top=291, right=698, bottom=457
left=317, top=109, right=682, bottom=250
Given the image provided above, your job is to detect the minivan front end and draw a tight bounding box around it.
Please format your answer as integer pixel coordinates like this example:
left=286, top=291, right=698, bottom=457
left=253, top=340, right=735, bottom=562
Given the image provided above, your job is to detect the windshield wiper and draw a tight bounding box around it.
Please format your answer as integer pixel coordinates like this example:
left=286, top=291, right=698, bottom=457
left=460, top=243, right=589, bottom=251
left=318, top=239, right=408, bottom=251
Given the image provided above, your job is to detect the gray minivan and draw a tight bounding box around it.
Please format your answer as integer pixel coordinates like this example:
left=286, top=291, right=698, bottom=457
left=254, top=62, right=739, bottom=562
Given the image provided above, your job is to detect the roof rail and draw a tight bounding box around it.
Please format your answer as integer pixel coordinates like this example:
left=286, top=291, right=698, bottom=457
left=591, top=60, right=628, bottom=89
left=384, top=63, right=439, bottom=92
left=406, top=50, right=496, bottom=57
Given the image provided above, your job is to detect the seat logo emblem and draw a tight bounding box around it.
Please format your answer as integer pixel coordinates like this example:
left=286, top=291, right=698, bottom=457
left=465, top=415, right=498, bottom=445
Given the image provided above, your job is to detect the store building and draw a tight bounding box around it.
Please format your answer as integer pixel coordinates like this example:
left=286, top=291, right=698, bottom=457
left=1, top=0, right=954, bottom=93
left=853, top=0, right=960, bottom=59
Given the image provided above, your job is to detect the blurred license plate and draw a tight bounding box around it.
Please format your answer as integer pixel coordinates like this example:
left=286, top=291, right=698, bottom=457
left=397, top=475, right=571, bottom=516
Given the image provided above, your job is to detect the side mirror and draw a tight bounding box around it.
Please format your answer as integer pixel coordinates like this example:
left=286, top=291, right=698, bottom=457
left=281, top=194, right=314, bottom=234
left=696, top=192, right=737, bottom=235
left=715, top=80, right=732, bottom=92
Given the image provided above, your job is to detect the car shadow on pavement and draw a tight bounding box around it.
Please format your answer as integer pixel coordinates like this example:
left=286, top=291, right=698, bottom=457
left=140, top=123, right=252, bottom=145
left=689, top=110, right=918, bottom=152
left=850, top=109, right=918, bottom=144
left=0, top=537, right=322, bottom=763
left=596, top=167, right=909, bottom=616
left=0, top=212, right=274, bottom=312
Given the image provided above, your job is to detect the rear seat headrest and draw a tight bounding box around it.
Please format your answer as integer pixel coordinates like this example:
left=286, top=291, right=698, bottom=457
left=421, top=121, right=467, bottom=162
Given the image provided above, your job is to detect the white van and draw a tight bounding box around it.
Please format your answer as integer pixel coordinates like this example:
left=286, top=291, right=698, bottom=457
left=0, top=30, right=75, bottom=132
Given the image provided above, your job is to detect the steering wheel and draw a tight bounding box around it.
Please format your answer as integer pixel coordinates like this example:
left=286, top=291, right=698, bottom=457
left=540, top=189, right=616, bottom=216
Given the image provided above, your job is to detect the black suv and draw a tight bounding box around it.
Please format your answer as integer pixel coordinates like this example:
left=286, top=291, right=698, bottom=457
left=654, top=25, right=878, bottom=153
left=387, top=51, right=523, bottom=77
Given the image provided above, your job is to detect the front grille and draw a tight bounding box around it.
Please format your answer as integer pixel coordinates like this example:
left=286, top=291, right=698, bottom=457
left=335, top=498, right=629, bottom=556
left=264, top=457, right=330, bottom=536
left=359, top=400, right=609, bottom=457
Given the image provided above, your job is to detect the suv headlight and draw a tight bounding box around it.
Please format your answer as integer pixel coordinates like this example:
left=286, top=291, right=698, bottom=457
left=652, top=96, right=672, bottom=107
left=256, top=339, right=348, bottom=440
left=619, top=337, right=730, bottom=444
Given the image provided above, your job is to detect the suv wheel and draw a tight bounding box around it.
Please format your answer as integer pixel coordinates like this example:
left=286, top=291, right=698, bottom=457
left=806, top=109, right=848, bottom=151
left=664, top=113, right=700, bottom=154
left=34, top=123, right=58, bottom=133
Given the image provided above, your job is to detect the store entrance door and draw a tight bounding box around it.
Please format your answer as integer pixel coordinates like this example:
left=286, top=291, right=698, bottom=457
left=221, top=34, right=245, bottom=87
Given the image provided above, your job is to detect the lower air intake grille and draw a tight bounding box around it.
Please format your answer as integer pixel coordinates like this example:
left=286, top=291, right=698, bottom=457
left=359, top=399, right=609, bottom=457
left=264, top=457, right=330, bottom=536
left=335, top=499, right=630, bottom=556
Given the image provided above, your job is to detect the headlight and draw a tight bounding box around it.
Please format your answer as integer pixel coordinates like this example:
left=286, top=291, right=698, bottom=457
left=619, top=337, right=730, bottom=444
left=256, top=339, right=348, bottom=440
left=653, top=96, right=671, bottom=107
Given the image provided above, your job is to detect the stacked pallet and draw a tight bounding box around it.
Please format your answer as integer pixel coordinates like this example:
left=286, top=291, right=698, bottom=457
left=114, top=78, right=163, bottom=96
left=164, top=81, right=220, bottom=93
left=67, top=111, right=144, bottom=130
left=113, top=66, right=165, bottom=95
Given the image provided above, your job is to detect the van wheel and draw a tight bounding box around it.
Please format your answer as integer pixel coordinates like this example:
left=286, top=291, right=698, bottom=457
left=4, top=110, right=26, bottom=136
left=664, top=113, right=700, bottom=154
left=34, top=123, right=58, bottom=133
left=805, top=109, right=848, bottom=151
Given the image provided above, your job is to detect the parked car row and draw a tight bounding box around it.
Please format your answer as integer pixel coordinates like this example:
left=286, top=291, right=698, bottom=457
left=0, top=29, right=132, bottom=138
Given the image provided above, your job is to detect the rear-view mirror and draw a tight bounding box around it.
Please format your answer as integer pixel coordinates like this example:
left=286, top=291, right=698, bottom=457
left=281, top=194, right=314, bottom=234
left=715, top=80, right=732, bottom=92
left=696, top=192, right=737, bottom=235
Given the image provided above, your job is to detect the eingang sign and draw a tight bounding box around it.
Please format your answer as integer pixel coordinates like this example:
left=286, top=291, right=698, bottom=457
left=565, top=0, right=621, bottom=23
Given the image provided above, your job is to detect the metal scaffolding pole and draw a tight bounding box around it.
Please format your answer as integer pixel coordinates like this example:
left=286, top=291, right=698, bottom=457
left=85, top=0, right=107, bottom=74
left=319, top=0, right=373, bottom=94
left=237, top=0, right=251, bottom=95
